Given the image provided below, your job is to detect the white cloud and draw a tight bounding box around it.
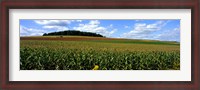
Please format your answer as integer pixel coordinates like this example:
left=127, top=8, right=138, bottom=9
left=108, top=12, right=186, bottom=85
left=121, top=20, right=169, bottom=40
left=110, top=29, right=117, bottom=35
left=43, top=26, right=69, bottom=31
left=32, top=20, right=117, bottom=37
left=73, top=20, right=116, bottom=37
left=109, top=24, right=113, bottom=27
left=124, top=25, right=130, bottom=29
left=89, top=20, right=100, bottom=25
left=34, top=20, right=76, bottom=31
left=20, top=25, right=45, bottom=36
left=76, top=20, right=82, bottom=22
left=34, top=20, right=73, bottom=26
left=154, top=28, right=180, bottom=41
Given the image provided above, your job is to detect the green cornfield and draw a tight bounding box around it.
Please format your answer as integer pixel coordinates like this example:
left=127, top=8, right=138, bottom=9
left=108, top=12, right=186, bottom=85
left=20, top=36, right=180, bottom=70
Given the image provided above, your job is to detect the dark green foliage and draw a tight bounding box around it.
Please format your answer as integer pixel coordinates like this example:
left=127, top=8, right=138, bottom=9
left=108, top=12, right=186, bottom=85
left=43, top=30, right=104, bottom=37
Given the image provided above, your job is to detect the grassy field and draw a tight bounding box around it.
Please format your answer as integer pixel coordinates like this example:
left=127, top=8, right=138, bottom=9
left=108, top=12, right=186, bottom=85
left=20, top=36, right=180, bottom=70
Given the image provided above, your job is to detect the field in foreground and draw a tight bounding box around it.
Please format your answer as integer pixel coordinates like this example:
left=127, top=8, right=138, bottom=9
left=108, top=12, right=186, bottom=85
left=20, top=36, right=180, bottom=70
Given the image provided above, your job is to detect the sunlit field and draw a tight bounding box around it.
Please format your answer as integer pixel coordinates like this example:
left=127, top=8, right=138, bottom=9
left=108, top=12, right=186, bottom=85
left=20, top=36, right=180, bottom=70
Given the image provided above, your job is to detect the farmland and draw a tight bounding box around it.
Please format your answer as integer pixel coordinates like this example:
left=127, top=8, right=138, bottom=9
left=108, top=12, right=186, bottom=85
left=20, top=36, right=180, bottom=70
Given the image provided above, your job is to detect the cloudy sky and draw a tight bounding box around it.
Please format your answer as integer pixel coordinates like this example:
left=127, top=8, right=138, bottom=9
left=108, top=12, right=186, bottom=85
left=20, top=19, right=180, bottom=42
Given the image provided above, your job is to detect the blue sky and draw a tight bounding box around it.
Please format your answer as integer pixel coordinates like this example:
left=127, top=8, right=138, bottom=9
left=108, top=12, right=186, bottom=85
left=20, top=19, right=180, bottom=42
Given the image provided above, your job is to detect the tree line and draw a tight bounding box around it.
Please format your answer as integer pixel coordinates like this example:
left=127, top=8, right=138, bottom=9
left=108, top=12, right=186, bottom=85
left=43, top=30, right=104, bottom=37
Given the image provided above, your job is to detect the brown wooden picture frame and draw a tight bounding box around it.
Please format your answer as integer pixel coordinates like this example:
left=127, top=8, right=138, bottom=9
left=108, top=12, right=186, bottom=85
left=0, top=0, right=199, bottom=90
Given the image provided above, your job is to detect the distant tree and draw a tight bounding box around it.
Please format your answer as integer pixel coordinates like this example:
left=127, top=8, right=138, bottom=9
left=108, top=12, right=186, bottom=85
left=43, top=30, right=104, bottom=37
left=43, top=33, right=47, bottom=36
